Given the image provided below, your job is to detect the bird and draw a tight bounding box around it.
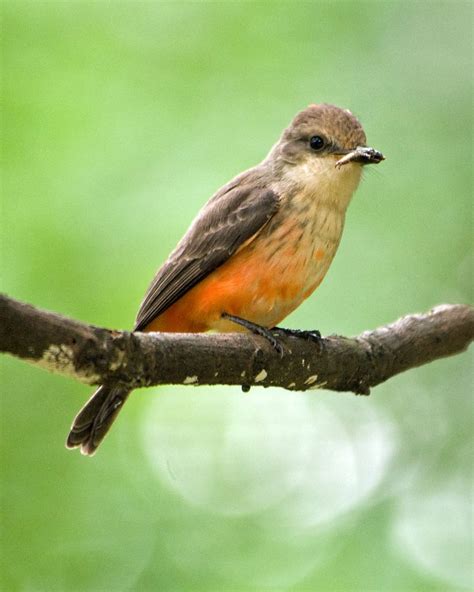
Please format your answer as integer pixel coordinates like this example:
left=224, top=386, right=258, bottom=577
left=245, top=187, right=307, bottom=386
left=66, top=103, right=384, bottom=455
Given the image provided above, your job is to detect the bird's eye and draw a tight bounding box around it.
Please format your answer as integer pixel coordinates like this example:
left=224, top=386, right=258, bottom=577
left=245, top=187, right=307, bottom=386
left=309, top=135, right=325, bottom=151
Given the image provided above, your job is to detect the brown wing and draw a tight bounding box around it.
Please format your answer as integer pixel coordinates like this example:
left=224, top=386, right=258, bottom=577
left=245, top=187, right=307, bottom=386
left=134, top=177, right=280, bottom=331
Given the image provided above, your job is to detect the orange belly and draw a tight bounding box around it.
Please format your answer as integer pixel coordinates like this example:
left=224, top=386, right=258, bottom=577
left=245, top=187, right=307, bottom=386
left=144, top=217, right=338, bottom=334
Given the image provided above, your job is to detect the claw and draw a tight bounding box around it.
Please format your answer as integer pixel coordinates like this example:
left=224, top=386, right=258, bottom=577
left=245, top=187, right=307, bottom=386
left=272, top=326, right=322, bottom=344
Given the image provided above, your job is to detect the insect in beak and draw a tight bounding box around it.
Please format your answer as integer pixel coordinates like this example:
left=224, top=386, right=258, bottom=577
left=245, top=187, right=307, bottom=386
left=335, top=146, right=385, bottom=168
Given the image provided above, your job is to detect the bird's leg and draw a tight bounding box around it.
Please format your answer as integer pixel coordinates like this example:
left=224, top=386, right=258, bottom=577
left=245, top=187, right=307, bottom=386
left=221, top=312, right=284, bottom=356
left=271, top=326, right=322, bottom=344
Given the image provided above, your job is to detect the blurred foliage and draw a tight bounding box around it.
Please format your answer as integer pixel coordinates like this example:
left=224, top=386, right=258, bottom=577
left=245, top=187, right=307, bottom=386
left=1, top=2, right=472, bottom=591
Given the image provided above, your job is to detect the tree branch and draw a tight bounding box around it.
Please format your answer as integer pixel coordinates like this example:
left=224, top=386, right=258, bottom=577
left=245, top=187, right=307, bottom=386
left=1, top=294, right=472, bottom=395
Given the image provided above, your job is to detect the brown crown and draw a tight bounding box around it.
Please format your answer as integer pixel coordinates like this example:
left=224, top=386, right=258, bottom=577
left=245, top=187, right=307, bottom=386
left=284, top=103, right=367, bottom=149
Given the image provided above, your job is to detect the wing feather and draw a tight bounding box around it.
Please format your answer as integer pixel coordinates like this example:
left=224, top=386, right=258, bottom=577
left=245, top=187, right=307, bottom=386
left=134, top=179, right=279, bottom=331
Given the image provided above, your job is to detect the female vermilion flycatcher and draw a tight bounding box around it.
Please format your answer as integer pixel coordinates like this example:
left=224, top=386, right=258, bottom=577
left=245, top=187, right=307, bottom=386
left=67, top=103, right=384, bottom=455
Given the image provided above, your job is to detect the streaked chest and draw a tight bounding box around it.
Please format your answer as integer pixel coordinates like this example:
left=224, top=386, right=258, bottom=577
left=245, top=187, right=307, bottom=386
left=254, top=195, right=345, bottom=293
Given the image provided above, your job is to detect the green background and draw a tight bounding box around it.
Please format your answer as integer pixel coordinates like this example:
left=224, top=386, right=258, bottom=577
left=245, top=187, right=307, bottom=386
left=1, top=2, right=472, bottom=591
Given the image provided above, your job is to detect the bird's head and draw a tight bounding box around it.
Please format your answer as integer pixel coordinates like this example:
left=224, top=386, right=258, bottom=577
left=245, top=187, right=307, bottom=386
left=267, top=103, right=384, bottom=208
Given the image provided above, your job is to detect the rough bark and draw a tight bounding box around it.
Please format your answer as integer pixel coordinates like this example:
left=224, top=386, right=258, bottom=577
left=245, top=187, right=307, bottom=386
left=1, top=294, right=472, bottom=395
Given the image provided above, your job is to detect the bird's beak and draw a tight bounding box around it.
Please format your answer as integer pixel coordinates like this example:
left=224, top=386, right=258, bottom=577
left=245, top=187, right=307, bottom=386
left=335, top=146, right=385, bottom=168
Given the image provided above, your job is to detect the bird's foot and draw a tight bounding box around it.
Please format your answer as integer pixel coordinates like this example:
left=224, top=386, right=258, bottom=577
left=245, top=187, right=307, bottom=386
left=271, top=326, right=322, bottom=344
left=222, top=312, right=285, bottom=356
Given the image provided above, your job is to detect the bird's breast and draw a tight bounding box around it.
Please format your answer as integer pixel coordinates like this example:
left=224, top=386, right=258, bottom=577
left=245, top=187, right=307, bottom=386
left=149, top=193, right=347, bottom=333
left=255, top=197, right=345, bottom=297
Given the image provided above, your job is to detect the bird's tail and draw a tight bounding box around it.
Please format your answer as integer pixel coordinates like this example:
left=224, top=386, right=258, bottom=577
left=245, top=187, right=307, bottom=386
left=66, top=385, right=131, bottom=456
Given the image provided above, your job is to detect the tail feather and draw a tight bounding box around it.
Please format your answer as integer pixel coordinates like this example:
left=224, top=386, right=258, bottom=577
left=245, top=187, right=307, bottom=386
left=66, top=385, right=131, bottom=456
